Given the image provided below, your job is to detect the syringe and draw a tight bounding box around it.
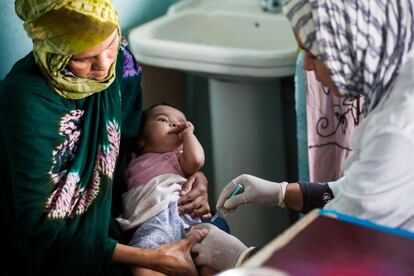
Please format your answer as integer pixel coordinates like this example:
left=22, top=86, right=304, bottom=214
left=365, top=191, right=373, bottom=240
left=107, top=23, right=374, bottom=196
left=211, top=183, right=244, bottom=222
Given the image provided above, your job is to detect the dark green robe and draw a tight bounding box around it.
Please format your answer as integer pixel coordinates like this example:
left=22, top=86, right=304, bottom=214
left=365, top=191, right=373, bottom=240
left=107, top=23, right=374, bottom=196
left=0, top=43, right=142, bottom=275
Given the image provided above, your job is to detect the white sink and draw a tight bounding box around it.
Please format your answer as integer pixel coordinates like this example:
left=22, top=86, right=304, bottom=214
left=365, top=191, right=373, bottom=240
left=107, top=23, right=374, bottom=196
left=128, top=1, right=297, bottom=78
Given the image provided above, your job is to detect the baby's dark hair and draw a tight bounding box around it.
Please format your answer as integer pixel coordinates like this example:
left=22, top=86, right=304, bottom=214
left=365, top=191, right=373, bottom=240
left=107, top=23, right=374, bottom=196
left=140, top=102, right=180, bottom=131
left=133, top=102, right=180, bottom=155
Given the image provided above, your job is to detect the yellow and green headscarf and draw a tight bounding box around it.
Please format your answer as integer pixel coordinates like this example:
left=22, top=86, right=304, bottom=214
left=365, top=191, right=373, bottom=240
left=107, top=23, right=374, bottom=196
left=15, top=0, right=121, bottom=99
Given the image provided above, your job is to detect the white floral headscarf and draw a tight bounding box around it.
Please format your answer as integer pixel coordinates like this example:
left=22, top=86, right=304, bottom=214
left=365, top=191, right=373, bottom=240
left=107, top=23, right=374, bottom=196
left=283, top=0, right=414, bottom=113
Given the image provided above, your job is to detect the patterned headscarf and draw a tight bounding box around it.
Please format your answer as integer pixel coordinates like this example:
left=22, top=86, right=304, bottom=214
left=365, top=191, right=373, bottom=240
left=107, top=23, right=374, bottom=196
left=15, top=0, right=120, bottom=99
left=283, top=0, right=414, bottom=113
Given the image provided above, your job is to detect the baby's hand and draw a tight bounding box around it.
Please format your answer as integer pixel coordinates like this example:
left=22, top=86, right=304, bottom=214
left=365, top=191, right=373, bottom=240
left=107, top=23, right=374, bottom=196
left=178, top=121, right=195, bottom=141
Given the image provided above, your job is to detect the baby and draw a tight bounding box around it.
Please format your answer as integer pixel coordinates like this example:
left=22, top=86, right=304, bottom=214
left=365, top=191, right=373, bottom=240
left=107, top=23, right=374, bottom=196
left=117, top=104, right=210, bottom=275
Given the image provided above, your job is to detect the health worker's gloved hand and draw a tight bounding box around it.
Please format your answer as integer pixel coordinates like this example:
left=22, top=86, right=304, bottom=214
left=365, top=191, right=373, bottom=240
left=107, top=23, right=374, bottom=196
left=189, top=223, right=250, bottom=271
left=217, top=174, right=288, bottom=214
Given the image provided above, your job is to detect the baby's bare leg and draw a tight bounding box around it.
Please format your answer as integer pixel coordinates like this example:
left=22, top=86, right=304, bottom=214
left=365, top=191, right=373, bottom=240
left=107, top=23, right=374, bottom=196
left=131, top=266, right=166, bottom=276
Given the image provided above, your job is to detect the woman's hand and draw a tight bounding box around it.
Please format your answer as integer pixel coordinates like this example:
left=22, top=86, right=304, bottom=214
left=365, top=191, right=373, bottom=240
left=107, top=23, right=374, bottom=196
left=178, top=172, right=211, bottom=219
left=151, top=229, right=208, bottom=275
left=112, top=230, right=208, bottom=275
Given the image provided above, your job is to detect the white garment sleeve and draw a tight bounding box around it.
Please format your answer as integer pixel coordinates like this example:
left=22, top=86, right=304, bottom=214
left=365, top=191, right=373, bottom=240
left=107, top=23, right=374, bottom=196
left=324, top=130, right=414, bottom=229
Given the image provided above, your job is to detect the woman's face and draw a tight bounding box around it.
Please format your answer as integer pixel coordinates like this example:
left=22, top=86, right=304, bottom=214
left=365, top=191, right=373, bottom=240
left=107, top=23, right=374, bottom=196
left=295, top=32, right=342, bottom=97
left=66, top=29, right=119, bottom=80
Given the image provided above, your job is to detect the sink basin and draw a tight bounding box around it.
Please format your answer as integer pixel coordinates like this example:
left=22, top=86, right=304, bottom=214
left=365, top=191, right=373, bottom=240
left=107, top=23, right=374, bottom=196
left=128, top=3, right=297, bottom=78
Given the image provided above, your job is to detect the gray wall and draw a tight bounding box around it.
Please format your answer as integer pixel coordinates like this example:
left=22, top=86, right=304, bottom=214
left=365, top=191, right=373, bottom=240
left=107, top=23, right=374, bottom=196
left=0, top=0, right=179, bottom=79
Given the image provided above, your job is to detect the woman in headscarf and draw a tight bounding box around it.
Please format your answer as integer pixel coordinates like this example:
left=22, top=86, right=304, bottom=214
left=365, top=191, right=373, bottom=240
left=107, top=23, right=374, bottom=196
left=185, top=0, right=414, bottom=271
left=0, top=1, right=210, bottom=275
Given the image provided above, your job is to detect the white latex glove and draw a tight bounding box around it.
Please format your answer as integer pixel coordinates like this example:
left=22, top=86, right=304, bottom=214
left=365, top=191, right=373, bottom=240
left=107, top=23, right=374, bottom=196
left=189, top=223, right=249, bottom=271
left=217, top=174, right=288, bottom=214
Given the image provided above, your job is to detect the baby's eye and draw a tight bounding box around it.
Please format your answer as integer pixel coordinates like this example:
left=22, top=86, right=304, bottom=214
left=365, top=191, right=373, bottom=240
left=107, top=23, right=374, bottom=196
left=157, top=117, right=169, bottom=123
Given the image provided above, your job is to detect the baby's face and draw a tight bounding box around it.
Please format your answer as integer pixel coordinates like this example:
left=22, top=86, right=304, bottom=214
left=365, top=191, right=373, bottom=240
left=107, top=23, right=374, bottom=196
left=140, top=105, right=187, bottom=153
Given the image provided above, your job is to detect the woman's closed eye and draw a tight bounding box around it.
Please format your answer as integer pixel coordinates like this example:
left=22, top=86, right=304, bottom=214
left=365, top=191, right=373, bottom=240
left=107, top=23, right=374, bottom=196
left=71, top=57, right=90, bottom=63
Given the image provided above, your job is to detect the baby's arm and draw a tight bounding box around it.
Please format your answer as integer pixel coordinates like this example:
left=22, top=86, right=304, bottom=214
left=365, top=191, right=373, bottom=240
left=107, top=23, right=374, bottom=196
left=178, top=121, right=205, bottom=176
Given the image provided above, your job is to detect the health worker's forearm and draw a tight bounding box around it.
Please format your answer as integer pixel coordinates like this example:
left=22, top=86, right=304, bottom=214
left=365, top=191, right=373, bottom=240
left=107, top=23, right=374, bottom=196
left=284, top=183, right=304, bottom=211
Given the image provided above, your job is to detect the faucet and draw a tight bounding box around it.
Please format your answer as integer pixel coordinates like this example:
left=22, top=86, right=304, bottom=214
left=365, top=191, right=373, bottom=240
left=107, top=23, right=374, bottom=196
left=259, top=0, right=282, bottom=13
